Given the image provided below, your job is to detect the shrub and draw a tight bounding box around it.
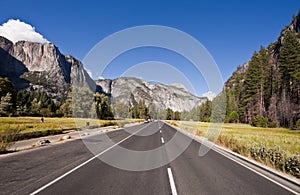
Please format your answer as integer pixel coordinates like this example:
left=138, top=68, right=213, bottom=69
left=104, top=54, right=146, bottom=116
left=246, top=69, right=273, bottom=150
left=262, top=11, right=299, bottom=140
left=268, top=120, right=278, bottom=128
left=285, top=155, right=300, bottom=178
left=250, top=143, right=300, bottom=178
left=101, top=121, right=117, bottom=127
left=252, top=115, right=268, bottom=127
left=228, top=111, right=239, bottom=123
left=0, top=125, right=21, bottom=153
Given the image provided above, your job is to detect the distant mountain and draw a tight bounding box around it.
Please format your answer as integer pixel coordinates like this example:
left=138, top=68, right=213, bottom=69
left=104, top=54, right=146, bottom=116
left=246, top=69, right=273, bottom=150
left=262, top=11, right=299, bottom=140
left=0, top=35, right=205, bottom=112
left=224, top=10, right=300, bottom=128
left=0, top=36, right=95, bottom=101
left=96, top=77, right=207, bottom=112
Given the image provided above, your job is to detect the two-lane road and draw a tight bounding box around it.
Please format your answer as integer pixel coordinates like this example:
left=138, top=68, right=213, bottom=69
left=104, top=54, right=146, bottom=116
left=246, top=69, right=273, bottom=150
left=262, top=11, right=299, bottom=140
left=0, top=121, right=299, bottom=194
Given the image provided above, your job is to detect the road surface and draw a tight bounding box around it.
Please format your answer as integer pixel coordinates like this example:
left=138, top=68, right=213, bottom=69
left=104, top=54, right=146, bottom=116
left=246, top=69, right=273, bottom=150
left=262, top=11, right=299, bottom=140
left=0, top=121, right=299, bottom=194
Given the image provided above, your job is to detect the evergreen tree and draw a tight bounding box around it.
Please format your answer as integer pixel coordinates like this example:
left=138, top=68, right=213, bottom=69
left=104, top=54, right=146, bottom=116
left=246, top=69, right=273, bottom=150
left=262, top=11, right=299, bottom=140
left=166, top=108, right=173, bottom=120
left=0, top=93, right=13, bottom=116
left=114, top=101, right=130, bottom=118
left=278, top=31, right=300, bottom=127
left=228, top=111, right=239, bottom=123
left=174, top=111, right=181, bottom=120
left=94, top=92, right=114, bottom=119
left=138, top=99, right=148, bottom=119
left=57, top=93, right=73, bottom=117
left=0, top=77, right=17, bottom=113
left=279, top=31, right=300, bottom=89
left=239, top=47, right=270, bottom=123
left=211, top=92, right=226, bottom=123
left=72, top=87, right=94, bottom=118
left=199, top=100, right=212, bottom=122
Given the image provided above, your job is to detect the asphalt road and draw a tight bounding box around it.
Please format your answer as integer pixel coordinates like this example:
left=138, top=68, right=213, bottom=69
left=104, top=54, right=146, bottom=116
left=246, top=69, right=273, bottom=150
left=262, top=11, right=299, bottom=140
left=0, top=121, right=299, bottom=195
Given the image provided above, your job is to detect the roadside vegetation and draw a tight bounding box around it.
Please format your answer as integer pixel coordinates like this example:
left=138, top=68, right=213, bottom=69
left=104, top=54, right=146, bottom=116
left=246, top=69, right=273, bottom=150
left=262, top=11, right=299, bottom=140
left=0, top=117, right=142, bottom=153
left=166, top=121, right=300, bottom=179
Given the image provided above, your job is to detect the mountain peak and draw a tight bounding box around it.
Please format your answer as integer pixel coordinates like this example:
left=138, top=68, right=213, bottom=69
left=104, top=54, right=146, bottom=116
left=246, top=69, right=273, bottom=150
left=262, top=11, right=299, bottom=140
left=96, top=77, right=206, bottom=112
left=170, top=83, right=189, bottom=92
left=0, top=19, right=48, bottom=44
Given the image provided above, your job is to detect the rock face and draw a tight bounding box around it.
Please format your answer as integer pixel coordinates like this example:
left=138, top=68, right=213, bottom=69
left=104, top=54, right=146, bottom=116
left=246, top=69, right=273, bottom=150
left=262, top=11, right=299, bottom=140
left=96, top=77, right=207, bottom=112
left=0, top=36, right=94, bottom=101
left=0, top=36, right=205, bottom=111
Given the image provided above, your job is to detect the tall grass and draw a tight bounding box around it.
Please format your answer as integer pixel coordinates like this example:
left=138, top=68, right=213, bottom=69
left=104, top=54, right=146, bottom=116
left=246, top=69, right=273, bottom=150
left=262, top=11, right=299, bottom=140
left=166, top=121, right=300, bottom=178
left=0, top=117, right=142, bottom=152
left=0, top=125, right=21, bottom=153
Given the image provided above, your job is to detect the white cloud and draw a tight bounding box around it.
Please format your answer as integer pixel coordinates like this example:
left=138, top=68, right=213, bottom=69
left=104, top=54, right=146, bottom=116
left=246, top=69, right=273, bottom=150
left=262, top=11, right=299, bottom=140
left=202, top=91, right=216, bottom=101
left=0, top=19, right=48, bottom=44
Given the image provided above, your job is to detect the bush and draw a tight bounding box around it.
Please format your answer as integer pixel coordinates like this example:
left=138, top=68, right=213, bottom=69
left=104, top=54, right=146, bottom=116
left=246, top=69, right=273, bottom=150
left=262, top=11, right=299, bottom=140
left=268, top=120, right=278, bottom=128
left=228, top=111, right=239, bottom=123
left=252, top=115, right=268, bottom=127
left=285, top=155, right=300, bottom=178
left=250, top=143, right=300, bottom=178
left=101, top=121, right=117, bottom=127
left=0, top=125, right=21, bottom=153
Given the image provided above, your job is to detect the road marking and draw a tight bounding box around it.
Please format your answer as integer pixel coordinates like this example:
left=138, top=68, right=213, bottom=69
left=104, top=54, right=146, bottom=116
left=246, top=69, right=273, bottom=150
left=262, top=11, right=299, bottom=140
left=166, top=121, right=300, bottom=194
left=167, top=168, right=178, bottom=195
left=161, top=137, right=165, bottom=144
left=160, top=130, right=162, bottom=133
left=30, top=124, right=150, bottom=195
left=212, top=147, right=300, bottom=195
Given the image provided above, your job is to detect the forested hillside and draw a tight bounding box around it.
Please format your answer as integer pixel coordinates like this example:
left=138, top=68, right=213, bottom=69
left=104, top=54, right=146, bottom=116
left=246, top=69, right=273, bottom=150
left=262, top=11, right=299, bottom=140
left=224, top=10, right=300, bottom=128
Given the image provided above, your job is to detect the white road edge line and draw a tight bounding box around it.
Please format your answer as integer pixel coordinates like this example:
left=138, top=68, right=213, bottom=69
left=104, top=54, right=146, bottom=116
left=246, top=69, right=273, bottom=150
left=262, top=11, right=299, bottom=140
left=167, top=168, right=178, bottom=195
left=161, top=137, right=165, bottom=144
left=212, top=147, right=300, bottom=195
left=30, top=124, right=151, bottom=195
left=166, top=122, right=299, bottom=195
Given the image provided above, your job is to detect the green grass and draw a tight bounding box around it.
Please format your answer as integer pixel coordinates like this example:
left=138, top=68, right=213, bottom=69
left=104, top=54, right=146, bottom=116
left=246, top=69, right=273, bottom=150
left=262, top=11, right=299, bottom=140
left=0, top=117, right=143, bottom=134
left=0, top=117, right=143, bottom=153
left=165, top=120, right=300, bottom=178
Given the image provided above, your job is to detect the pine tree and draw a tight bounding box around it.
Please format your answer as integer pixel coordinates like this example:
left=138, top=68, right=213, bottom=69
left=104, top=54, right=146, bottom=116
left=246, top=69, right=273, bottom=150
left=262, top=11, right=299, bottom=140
left=239, top=47, right=270, bottom=123
left=0, top=77, right=16, bottom=113
left=57, top=93, right=73, bottom=117
left=166, top=108, right=173, bottom=120
left=0, top=92, right=13, bottom=116
left=278, top=31, right=300, bottom=127
left=94, top=92, right=114, bottom=119
left=72, top=87, right=94, bottom=118
left=279, top=31, right=300, bottom=89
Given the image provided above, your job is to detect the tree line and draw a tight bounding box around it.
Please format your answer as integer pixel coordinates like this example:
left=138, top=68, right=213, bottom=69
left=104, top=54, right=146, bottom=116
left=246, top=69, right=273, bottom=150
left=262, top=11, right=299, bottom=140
left=0, top=79, right=210, bottom=121
left=224, top=30, right=300, bottom=129
left=0, top=77, right=218, bottom=122
left=1, top=27, right=299, bottom=128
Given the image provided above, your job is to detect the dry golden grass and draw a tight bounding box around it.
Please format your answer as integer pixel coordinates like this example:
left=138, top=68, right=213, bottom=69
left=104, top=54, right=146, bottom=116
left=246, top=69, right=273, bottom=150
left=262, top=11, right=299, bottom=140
left=165, top=120, right=300, bottom=178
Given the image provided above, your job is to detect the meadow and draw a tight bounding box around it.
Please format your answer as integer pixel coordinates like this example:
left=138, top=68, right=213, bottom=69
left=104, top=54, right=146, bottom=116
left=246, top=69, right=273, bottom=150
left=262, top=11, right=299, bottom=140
left=0, top=117, right=142, bottom=153
left=166, top=121, right=300, bottom=178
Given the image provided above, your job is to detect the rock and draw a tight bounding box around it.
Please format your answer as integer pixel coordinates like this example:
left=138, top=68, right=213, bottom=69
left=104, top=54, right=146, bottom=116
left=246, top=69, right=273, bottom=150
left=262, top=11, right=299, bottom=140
left=80, top=133, right=89, bottom=137
left=62, top=135, right=71, bottom=140
left=0, top=36, right=94, bottom=101
left=0, top=33, right=206, bottom=112
left=36, top=139, right=50, bottom=146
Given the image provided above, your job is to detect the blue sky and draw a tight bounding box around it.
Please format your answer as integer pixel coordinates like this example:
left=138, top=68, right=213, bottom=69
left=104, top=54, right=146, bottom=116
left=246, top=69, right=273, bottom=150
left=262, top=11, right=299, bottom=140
left=1, top=0, right=299, bottom=96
